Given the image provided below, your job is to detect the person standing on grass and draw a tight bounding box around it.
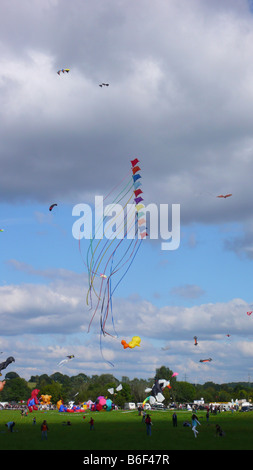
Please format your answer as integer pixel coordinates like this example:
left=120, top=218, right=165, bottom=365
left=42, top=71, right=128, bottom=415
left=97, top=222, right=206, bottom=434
left=172, top=412, right=177, bottom=427
left=145, top=414, right=152, bottom=436
left=41, top=420, right=49, bottom=440
left=89, top=417, right=94, bottom=430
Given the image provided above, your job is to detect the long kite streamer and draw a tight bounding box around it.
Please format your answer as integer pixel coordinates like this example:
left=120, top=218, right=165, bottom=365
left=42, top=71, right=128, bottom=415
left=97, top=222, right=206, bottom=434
left=78, top=158, right=147, bottom=365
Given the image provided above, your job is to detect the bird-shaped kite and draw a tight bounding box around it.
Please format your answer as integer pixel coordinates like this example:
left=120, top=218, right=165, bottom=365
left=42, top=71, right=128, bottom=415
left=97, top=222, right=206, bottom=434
left=216, top=194, right=232, bottom=198
left=0, top=356, right=15, bottom=376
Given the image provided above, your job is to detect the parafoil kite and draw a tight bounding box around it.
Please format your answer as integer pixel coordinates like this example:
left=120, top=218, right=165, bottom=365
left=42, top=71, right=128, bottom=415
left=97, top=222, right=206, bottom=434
left=49, top=203, right=57, bottom=211
left=58, top=355, right=75, bottom=367
left=57, top=69, right=70, bottom=75
left=199, top=358, right=212, bottom=363
left=216, top=194, right=232, bottom=198
left=194, top=336, right=198, bottom=346
left=121, top=336, right=141, bottom=349
left=0, top=356, right=15, bottom=376
left=77, top=158, right=147, bottom=365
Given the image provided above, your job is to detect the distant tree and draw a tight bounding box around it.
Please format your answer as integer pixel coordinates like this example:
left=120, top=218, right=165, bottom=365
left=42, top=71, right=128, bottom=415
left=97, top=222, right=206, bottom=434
left=5, top=372, right=19, bottom=380
left=0, top=377, right=31, bottom=402
left=39, top=381, right=64, bottom=404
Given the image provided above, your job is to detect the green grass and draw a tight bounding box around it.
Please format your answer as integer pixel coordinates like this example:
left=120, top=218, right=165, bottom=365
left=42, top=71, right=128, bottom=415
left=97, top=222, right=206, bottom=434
left=0, top=408, right=252, bottom=450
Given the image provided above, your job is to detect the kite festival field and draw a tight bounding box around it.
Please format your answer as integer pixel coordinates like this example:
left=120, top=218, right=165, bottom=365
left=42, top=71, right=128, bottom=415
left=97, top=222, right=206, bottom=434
left=0, top=408, right=252, bottom=452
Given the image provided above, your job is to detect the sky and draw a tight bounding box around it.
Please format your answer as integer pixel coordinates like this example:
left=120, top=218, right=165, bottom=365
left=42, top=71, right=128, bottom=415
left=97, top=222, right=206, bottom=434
left=1, top=0, right=253, bottom=387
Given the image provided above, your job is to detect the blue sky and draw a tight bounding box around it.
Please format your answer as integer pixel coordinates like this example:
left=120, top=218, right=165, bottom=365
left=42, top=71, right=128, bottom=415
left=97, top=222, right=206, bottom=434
left=1, top=0, right=253, bottom=386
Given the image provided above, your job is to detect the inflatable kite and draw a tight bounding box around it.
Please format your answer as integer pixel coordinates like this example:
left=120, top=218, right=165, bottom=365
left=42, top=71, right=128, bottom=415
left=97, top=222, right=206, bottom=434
left=199, top=358, right=212, bottom=363
left=145, top=379, right=171, bottom=405
left=27, top=388, right=40, bottom=412
left=0, top=381, right=6, bottom=391
left=121, top=336, right=141, bottom=349
left=49, top=203, right=57, bottom=211
left=0, top=356, right=15, bottom=376
left=194, top=336, right=198, bottom=346
left=77, top=158, right=147, bottom=366
left=90, top=396, right=114, bottom=412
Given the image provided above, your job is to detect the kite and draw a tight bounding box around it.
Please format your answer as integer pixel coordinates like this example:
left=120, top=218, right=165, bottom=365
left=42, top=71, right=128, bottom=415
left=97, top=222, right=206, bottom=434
left=121, top=336, right=141, bottom=349
left=216, top=194, right=232, bottom=198
left=247, top=311, right=252, bottom=316
left=171, top=372, right=178, bottom=377
left=0, top=229, right=4, bottom=232
left=49, top=203, right=57, bottom=211
left=226, top=334, right=231, bottom=337
left=0, top=356, right=15, bottom=376
left=57, top=69, right=70, bottom=75
left=107, top=384, right=122, bottom=395
left=76, top=158, right=147, bottom=366
left=99, top=83, right=109, bottom=87
left=199, top=358, right=212, bottom=363
left=0, top=381, right=6, bottom=391
left=58, top=355, right=75, bottom=367
left=194, top=336, right=198, bottom=346
left=145, top=379, right=171, bottom=405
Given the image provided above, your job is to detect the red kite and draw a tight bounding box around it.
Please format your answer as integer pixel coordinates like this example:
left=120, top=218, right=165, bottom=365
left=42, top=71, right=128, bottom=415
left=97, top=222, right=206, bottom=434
left=199, top=358, right=212, bottom=363
left=49, top=203, right=57, bottom=211
left=217, top=194, right=232, bottom=198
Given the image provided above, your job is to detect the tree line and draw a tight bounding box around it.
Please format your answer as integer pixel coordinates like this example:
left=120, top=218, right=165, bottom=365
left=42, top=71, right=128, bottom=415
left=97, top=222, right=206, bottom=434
left=1, top=365, right=253, bottom=406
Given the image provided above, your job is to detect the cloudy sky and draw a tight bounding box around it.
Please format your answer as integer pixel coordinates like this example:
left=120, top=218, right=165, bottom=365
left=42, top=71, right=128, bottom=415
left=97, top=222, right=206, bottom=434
left=1, top=0, right=253, bottom=386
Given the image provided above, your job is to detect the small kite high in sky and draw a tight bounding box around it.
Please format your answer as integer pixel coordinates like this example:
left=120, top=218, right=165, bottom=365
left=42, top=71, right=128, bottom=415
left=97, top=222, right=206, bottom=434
left=216, top=194, right=232, bottom=198
left=58, top=355, right=75, bottom=367
left=99, top=83, right=109, bottom=87
left=49, top=203, right=57, bottom=211
left=57, top=69, right=70, bottom=75
left=199, top=358, right=212, bottom=363
left=0, top=356, right=15, bottom=376
left=121, top=336, right=141, bottom=349
left=194, top=336, right=198, bottom=346
left=247, top=311, right=252, bottom=316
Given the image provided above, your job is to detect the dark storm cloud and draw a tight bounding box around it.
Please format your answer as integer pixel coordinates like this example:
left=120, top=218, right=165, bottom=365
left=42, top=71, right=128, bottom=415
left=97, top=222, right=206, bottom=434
left=1, top=0, right=253, bottom=229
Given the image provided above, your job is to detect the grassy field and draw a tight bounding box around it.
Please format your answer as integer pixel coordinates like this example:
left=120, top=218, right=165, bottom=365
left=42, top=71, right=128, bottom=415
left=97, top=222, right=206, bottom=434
left=0, top=408, right=252, bottom=451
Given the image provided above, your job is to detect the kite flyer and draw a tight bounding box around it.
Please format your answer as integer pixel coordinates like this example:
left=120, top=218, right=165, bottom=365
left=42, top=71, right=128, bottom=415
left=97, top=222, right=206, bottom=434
left=191, top=414, right=201, bottom=438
